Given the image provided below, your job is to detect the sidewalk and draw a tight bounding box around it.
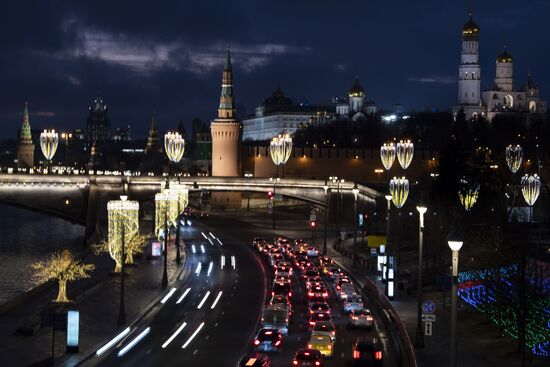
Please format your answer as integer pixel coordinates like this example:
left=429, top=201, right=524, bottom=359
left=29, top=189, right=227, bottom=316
left=0, top=224, right=188, bottom=367
left=336, top=237, right=546, bottom=367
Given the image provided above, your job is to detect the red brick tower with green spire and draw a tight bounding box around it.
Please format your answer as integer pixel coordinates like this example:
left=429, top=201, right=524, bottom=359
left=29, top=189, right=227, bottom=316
left=17, top=102, right=35, bottom=169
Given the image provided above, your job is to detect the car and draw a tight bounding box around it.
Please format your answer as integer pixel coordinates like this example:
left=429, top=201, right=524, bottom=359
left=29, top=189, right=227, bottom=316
left=327, top=267, right=342, bottom=280
left=253, top=328, right=283, bottom=352
left=335, top=276, right=351, bottom=291
left=306, top=246, right=319, bottom=257
left=312, top=321, right=336, bottom=342
left=269, top=253, right=284, bottom=267
left=292, top=349, right=323, bottom=367
left=343, top=295, right=364, bottom=313
left=275, top=273, right=291, bottom=285
left=307, top=334, right=334, bottom=357
left=308, top=311, right=331, bottom=329
left=306, top=276, right=323, bottom=290
left=338, top=283, right=358, bottom=301
left=252, top=237, right=265, bottom=247
left=303, top=268, right=320, bottom=279
left=275, top=262, right=292, bottom=275
left=352, top=337, right=383, bottom=366
left=261, top=304, right=290, bottom=335
left=308, top=302, right=331, bottom=316
left=239, top=352, right=271, bottom=367
left=349, top=308, right=374, bottom=328
left=272, top=281, right=292, bottom=298
left=308, top=284, right=329, bottom=301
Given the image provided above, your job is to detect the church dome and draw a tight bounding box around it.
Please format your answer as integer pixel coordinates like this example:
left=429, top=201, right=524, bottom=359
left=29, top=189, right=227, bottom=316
left=462, top=12, right=479, bottom=40
left=348, top=77, right=365, bottom=97
left=497, top=49, right=513, bottom=63
left=263, top=86, right=293, bottom=113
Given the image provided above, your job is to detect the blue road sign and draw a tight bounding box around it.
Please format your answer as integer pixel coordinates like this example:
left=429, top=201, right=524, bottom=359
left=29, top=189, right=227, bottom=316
left=422, top=300, right=436, bottom=314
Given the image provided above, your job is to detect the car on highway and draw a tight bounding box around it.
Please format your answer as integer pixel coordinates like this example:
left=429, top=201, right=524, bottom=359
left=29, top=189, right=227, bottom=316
left=306, top=246, right=319, bottom=257
left=306, top=276, right=323, bottom=290
left=275, top=272, right=291, bottom=284
left=335, top=275, right=351, bottom=290
left=272, top=281, right=292, bottom=298
left=253, top=328, right=283, bottom=352
left=303, top=268, right=320, bottom=279
left=239, top=352, right=271, bottom=367
left=308, top=284, right=329, bottom=301
left=307, top=334, right=334, bottom=357
left=349, top=308, right=374, bottom=328
left=275, top=261, right=292, bottom=275
left=352, top=337, right=383, bottom=366
left=343, top=295, right=364, bottom=313
left=338, top=283, right=358, bottom=301
left=269, top=253, right=284, bottom=267
left=252, top=237, right=265, bottom=247
left=326, top=266, right=342, bottom=280
left=308, top=311, right=331, bottom=329
left=308, top=301, right=331, bottom=316
left=261, top=304, right=290, bottom=335
left=270, top=294, right=292, bottom=316
left=312, top=321, right=336, bottom=342
left=292, top=349, right=323, bottom=366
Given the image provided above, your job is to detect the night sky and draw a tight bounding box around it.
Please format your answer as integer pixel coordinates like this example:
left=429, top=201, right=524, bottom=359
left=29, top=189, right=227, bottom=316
left=0, top=0, right=548, bottom=139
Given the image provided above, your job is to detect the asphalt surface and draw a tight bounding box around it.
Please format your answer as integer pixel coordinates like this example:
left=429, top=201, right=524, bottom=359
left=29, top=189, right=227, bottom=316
left=86, top=211, right=398, bottom=366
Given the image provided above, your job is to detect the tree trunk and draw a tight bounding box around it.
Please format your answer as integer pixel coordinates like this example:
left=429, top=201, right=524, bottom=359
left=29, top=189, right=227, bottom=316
left=125, top=250, right=134, bottom=265
left=56, top=279, right=68, bottom=303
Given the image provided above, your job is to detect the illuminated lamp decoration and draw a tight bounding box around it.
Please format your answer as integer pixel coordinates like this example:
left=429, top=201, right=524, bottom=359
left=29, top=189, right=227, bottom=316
left=521, top=174, right=541, bottom=206
left=155, top=191, right=179, bottom=238
left=269, top=134, right=292, bottom=166
left=505, top=144, right=523, bottom=174
left=164, top=132, right=185, bottom=164
left=389, top=177, right=409, bottom=209
left=396, top=139, right=414, bottom=169
left=458, top=178, right=480, bottom=211
left=167, top=183, right=189, bottom=213
left=107, top=197, right=139, bottom=272
left=380, top=142, right=396, bottom=171
left=40, top=129, right=59, bottom=161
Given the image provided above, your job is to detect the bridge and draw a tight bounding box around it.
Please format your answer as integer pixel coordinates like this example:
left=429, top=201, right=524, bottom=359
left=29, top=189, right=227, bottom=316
left=0, top=174, right=381, bottom=239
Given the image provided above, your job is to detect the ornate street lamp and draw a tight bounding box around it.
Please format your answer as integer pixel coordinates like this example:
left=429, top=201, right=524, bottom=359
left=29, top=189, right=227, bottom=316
left=164, top=132, right=185, bottom=165
left=520, top=174, right=540, bottom=207
left=352, top=184, right=360, bottom=268
left=155, top=191, right=179, bottom=289
left=458, top=178, right=480, bottom=211
left=269, top=134, right=292, bottom=229
left=396, top=139, right=414, bottom=170
left=40, top=129, right=59, bottom=173
left=505, top=144, right=523, bottom=174
left=380, top=142, right=396, bottom=171
left=165, top=184, right=189, bottom=264
left=447, top=234, right=464, bottom=367
left=107, top=195, right=139, bottom=325
left=389, top=177, right=409, bottom=208
left=414, top=205, right=428, bottom=348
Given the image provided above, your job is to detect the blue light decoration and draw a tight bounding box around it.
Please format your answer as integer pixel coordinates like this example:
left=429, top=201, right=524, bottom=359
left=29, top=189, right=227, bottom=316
left=67, top=310, right=79, bottom=353
left=457, top=265, right=550, bottom=358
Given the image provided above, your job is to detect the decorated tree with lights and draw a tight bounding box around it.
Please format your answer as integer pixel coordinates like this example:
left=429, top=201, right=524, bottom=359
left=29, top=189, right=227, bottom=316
left=32, top=250, right=95, bottom=303
left=93, top=232, right=150, bottom=268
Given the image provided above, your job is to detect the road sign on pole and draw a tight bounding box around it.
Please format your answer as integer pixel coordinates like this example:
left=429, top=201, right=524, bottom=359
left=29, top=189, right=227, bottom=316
left=310, top=214, right=317, bottom=221
left=422, top=314, right=436, bottom=322
left=422, top=300, right=436, bottom=314
left=424, top=321, right=433, bottom=336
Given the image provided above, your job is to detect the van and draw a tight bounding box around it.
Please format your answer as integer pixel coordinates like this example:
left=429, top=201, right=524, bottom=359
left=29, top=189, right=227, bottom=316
left=261, top=304, right=289, bottom=335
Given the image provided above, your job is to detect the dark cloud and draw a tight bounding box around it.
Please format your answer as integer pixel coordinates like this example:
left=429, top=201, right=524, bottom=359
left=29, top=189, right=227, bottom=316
left=0, top=0, right=548, bottom=139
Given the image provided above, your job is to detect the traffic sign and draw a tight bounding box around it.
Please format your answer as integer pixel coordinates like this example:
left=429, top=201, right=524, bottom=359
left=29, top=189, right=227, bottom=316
left=275, top=194, right=282, bottom=200
left=310, top=214, right=317, bottom=221
left=422, top=314, right=436, bottom=322
left=422, top=300, right=436, bottom=314
left=424, top=321, right=433, bottom=336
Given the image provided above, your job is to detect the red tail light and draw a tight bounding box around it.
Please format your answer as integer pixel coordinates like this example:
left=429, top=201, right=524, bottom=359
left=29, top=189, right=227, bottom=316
left=254, top=339, right=260, bottom=345
left=289, top=292, right=292, bottom=297
left=309, top=321, right=315, bottom=326
left=315, top=362, right=320, bottom=366
left=322, top=292, right=328, bottom=297
left=275, top=340, right=281, bottom=346
left=353, top=351, right=360, bottom=359
left=308, top=344, right=313, bottom=348
left=308, top=292, right=314, bottom=297
left=292, top=361, right=298, bottom=366
left=375, top=351, right=383, bottom=360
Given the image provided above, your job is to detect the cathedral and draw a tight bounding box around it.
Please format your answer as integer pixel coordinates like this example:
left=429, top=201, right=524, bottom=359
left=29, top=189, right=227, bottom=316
left=453, top=12, right=547, bottom=121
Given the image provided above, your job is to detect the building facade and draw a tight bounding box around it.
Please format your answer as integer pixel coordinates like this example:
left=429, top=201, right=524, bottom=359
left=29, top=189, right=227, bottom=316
left=335, top=77, right=377, bottom=120
left=16, top=102, right=35, bottom=169
left=453, top=12, right=546, bottom=120
left=86, top=95, right=111, bottom=148
left=210, top=49, right=242, bottom=177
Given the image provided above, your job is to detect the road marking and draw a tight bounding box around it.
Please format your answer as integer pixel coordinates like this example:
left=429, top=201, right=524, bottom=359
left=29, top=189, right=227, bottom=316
left=197, top=291, right=211, bottom=309
left=117, top=327, right=150, bottom=357
left=96, top=327, right=131, bottom=356
left=207, top=261, right=213, bottom=276
left=201, top=232, right=208, bottom=240
left=231, top=255, right=236, bottom=270
left=182, top=322, right=205, bottom=349
left=209, top=232, right=216, bottom=238
left=161, top=322, right=187, bottom=349
left=216, top=238, right=223, bottom=246
left=195, top=262, right=202, bottom=276
left=221, top=311, right=225, bottom=315
left=160, top=288, right=177, bottom=304
left=220, top=255, right=225, bottom=269
left=211, top=291, right=223, bottom=309
left=191, top=245, right=196, bottom=254
left=208, top=238, right=214, bottom=246
left=341, top=352, right=345, bottom=358
left=176, top=288, right=192, bottom=304
left=200, top=244, right=205, bottom=254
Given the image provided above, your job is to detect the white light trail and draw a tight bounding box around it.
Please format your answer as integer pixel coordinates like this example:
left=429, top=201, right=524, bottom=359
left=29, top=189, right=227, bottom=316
left=176, top=288, right=191, bottom=304
left=161, top=322, right=187, bottom=349
left=207, top=261, right=213, bottom=276
left=216, top=238, right=223, bottom=246
left=117, top=327, right=150, bottom=357
left=160, top=288, right=177, bottom=304
left=220, top=255, right=225, bottom=269
left=191, top=244, right=196, bottom=254
left=210, top=291, right=223, bottom=309
left=209, top=232, right=216, bottom=238
left=207, top=238, right=214, bottom=246
left=201, top=232, right=208, bottom=239
left=182, top=322, right=205, bottom=349
left=231, top=255, right=236, bottom=270
left=195, top=262, right=202, bottom=276
left=197, top=291, right=211, bottom=309
left=96, top=327, right=131, bottom=356
left=200, top=244, right=205, bottom=253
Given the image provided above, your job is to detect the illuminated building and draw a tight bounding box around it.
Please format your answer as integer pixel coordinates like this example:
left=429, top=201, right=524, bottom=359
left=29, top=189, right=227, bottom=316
left=86, top=95, right=111, bottom=149
left=16, top=102, right=35, bottom=169
left=335, top=77, right=377, bottom=120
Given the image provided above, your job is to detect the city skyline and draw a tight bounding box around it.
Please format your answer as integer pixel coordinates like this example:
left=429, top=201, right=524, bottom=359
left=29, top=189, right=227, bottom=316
left=0, top=0, right=549, bottom=139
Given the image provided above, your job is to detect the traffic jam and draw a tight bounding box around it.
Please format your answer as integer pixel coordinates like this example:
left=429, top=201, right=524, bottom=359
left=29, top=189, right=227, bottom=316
left=239, top=237, right=384, bottom=367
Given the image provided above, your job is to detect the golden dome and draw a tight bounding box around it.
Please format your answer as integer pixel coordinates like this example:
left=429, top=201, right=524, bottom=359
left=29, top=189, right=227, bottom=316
left=462, top=12, right=479, bottom=40
left=497, top=49, right=513, bottom=63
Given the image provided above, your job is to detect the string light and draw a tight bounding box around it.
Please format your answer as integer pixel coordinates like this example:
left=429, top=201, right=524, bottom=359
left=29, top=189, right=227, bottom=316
left=269, top=134, right=292, bottom=166
left=389, top=177, right=409, bottom=208
left=396, top=139, right=414, bottom=169
left=380, top=142, right=396, bottom=171
left=40, top=129, right=59, bottom=161
left=505, top=144, right=523, bottom=174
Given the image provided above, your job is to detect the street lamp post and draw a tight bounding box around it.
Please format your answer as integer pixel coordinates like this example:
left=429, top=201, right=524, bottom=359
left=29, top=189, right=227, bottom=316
left=162, top=210, right=169, bottom=290
left=164, top=132, right=185, bottom=264
left=448, top=236, right=464, bottom=367
left=323, top=181, right=329, bottom=255
left=384, top=194, right=392, bottom=283
left=118, top=224, right=126, bottom=325
left=415, top=205, right=427, bottom=348
left=352, top=184, right=359, bottom=268
left=39, top=129, right=59, bottom=174
left=269, top=134, right=292, bottom=229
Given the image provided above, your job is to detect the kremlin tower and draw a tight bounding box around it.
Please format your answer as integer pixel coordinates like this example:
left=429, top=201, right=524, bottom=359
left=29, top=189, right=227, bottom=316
left=210, top=49, right=242, bottom=177
left=17, top=102, right=35, bottom=169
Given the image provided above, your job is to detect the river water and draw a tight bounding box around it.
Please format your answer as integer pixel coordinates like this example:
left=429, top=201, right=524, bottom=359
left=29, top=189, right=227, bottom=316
left=0, top=204, right=84, bottom=305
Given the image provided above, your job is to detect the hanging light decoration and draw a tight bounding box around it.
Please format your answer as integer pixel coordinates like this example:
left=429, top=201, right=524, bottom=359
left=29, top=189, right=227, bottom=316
left=270, top=134, right=293, bottom=166
left=40, top=129, right=59, bottom=161
left=166, top=183, right=189, bottom=214
left=380, top=142, right=396, bottom=170
left=164, top=132, right=185, bottom=163
left=154, top=191, right=179, bottom=238
left=505, top=144, right=523, bottom=174
left=396, top=139, right=414, bottom=169
left=521, top=174, right=540, bottom=206
left=458, top=178, right=480, bottom=211
left=107, top=197, right=139, bottom=272
left=389, top=177, right=409, bottom=208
